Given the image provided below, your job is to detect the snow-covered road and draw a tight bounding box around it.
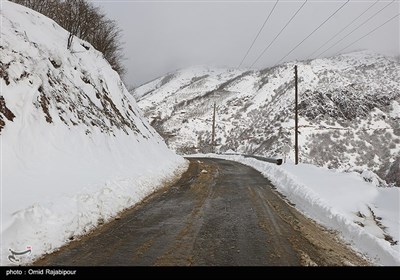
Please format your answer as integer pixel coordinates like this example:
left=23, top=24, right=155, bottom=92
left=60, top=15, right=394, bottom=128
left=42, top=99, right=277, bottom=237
left=195, top=154, right=400, bottom=266
left=35, top=158, right=368, bottom=266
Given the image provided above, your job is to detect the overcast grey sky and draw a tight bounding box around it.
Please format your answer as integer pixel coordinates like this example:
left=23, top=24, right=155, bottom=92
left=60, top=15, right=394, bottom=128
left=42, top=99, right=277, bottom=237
left=92, top=0, right=399, bottom=87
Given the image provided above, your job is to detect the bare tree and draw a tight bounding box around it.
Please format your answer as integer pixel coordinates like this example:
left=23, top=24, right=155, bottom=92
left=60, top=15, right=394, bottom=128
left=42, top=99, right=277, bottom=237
left=92, top=19, right=126, bottom=75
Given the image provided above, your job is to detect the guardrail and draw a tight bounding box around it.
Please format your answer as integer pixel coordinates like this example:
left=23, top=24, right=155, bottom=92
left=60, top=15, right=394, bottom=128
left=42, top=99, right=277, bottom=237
left=222, top=153, right=283, bottom=165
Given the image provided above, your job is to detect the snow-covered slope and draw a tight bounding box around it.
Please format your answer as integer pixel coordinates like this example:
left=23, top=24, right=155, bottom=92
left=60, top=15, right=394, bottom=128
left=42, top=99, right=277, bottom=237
left=0, top=1, right=187, bottom=265
left=135, top=52, right=400, bottom=186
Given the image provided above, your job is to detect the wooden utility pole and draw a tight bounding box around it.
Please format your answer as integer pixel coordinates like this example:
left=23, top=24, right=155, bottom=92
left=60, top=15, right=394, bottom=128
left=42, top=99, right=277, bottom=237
left=294, top=65, right=299, bottom=165
left=211, top=101, right=216, bottom=153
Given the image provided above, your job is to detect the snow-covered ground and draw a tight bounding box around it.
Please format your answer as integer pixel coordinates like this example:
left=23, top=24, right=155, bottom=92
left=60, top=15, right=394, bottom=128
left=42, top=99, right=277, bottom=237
left=0, top=1, right=187, bottom=265
left=190, top=154, right=400, bottom=266
left=1, top=127, right=187, bottom=266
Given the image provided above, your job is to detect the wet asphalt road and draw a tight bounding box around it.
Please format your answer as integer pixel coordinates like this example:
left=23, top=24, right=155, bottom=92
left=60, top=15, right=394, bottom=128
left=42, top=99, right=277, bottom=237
left=35, top=158, right=368, bottom=266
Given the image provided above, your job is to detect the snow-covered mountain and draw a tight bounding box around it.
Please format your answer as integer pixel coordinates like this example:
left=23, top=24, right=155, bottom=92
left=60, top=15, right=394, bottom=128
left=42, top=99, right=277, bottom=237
left=135, top=51, right=400, bottom=187
left=0, top=1, right=186, bottom=264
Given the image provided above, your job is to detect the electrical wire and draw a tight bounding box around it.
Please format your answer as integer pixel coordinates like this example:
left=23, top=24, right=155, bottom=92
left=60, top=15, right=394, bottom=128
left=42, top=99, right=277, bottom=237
left=238, top=0, right=279, bottom=68
left=249, top=0, right=308, bottom=68
left=334, top=13, right=400, bottom=55
left=317, top=0, right=395, bottom=58
left=306, top=0, right=379, bottom=59
left=275, top=0, right=350, bottom=65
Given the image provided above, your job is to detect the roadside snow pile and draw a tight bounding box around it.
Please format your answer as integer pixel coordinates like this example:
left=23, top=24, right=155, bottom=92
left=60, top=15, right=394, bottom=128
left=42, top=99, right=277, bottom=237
left=0, top=1, right=187, bottom=265
left=196, top=154, right=400, bottom=266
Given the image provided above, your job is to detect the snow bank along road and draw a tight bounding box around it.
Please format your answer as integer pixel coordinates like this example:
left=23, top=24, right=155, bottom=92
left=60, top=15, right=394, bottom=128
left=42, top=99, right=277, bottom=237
left=35, top=158, right=369, bottom=266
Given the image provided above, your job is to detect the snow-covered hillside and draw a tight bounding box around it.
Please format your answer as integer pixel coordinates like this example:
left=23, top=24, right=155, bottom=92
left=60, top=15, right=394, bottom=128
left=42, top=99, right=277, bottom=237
left=135, top=52, right=400, bottom=186
left=0, top=1, right=187, bottom=265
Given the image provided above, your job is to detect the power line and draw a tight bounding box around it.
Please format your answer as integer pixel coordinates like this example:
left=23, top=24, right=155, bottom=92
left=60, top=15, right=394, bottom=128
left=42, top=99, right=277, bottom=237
left=334, top=13, right=400, bottom=55
left=306, top=0, right=379, bottom=59
left=317, top=0, right=395, bottom=58
left=238, top=0, right=279, bottom=68
left=276, top=0, right=350, bottom=65
left=250, top=0, right=308, bottom=68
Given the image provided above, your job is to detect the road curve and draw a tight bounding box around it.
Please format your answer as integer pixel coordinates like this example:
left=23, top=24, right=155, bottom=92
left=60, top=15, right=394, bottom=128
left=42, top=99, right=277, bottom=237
left=35, top=158, right=368, bottom=266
